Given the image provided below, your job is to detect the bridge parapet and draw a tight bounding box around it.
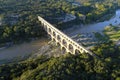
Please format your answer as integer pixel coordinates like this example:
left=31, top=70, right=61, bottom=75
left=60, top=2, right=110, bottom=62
left=38, top=16, right=96, bottom=56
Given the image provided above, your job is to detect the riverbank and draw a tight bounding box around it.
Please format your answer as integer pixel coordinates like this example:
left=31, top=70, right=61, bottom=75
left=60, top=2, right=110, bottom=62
left=63, top=9, right=120, bottom=49
left=96, top=13, right=115, bottom=22
left=104, top=26, right=120, bottom=42
left=0, top=38, right=49, bottom=64
left=0, top=39, right=65, bottom=65
left=64, top=9, right=120, bottom=35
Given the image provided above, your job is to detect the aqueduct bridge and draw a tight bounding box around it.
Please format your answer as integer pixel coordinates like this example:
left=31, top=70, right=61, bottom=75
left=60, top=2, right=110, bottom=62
left=38, top=16, right=96, bottom=56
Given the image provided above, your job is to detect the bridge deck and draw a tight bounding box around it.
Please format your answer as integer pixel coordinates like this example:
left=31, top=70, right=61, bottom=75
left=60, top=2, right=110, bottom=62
left=38, top=16, right=98, bottom=57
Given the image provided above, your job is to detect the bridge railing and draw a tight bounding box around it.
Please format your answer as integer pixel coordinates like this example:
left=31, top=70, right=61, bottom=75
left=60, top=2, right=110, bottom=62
left=38, top=16, right=96, bottom=56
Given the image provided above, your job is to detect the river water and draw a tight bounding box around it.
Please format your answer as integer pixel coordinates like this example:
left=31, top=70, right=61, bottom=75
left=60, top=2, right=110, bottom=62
left=65, top=10, right=120, bottom=36
left=0, top=10, right=120, bottom=64
left=0, top=38, right=48, bottom=61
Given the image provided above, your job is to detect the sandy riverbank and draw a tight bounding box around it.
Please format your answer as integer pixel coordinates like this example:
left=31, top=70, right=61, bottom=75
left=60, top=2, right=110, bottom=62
left=0, top=38, right=49, bottom=61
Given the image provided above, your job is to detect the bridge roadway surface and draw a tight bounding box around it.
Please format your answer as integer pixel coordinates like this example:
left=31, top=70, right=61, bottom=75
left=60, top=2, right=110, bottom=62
left=38, top=16, right=97, bottom=57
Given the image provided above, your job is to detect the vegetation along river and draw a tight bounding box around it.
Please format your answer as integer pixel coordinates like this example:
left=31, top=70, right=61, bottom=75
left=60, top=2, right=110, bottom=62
left=0, top=10, right=120, bottom=63
left=65, top=9, right=120, bottom=36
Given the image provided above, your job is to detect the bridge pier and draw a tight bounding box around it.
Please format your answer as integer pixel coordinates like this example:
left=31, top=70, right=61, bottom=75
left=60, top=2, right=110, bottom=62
left=38, top=16, right=96, bottom=57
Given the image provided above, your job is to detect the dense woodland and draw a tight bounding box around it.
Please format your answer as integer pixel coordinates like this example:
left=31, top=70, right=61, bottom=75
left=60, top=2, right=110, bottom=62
left=0, top=0, right=120, bottom=44
left=0, top=0, right=120, bottom=80
left=0, top=44, right=120, bottom=80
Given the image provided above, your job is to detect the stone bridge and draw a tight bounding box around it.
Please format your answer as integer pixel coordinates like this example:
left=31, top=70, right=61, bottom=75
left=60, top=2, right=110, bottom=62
left=38, top=16, right=96, bottom=56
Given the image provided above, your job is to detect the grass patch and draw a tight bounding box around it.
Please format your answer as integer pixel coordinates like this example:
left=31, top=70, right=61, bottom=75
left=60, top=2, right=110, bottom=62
left=104, top=26, right=120, bottom=41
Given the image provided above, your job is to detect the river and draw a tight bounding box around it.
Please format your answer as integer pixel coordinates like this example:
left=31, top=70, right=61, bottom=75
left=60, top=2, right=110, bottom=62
left=0, top=10, right=120, bottom=64
left=0, top=38, right=48, bottom=62
left=65, top=10, right=120, bottom=36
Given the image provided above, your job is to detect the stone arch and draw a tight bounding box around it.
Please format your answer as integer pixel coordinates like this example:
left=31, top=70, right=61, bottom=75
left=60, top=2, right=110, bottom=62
left=53, top=31, right=56, bottom=37
left=79, top=48, right=83, bottom=53
left=75, top=49, right=81, bottom=55
left=81, top=49, right=85, bottom=53
left=62, top=39, right=67, bottom=47
left=57, top=42, right=61, bottom=46
left=68, top=44, right=74, bottom=53
left=68, top=52, right=72, bottom=54
left=44, top=25, right=47, bottom=31
left=61, top=47, right=66, bottom=54
left=53, top=38, right=56, bottom=42
left=48, top=28, right=52, bottom=33
left=57, top=35, right=61, bottom=42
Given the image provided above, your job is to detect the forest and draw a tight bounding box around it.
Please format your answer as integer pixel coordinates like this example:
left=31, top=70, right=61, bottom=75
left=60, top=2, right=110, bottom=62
left=0, top=0, right=120, bottom=45
left=0, top=43, right=120, bottom=80
left=0, top=0, right=120, bottom=80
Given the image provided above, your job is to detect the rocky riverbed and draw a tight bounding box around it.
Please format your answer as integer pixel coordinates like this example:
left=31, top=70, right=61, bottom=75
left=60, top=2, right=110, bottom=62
left=0, top=38, right=48, bottom=64
left=0, top=38, right=64, bottom=65
left=64, top=9, right=120, bottom=48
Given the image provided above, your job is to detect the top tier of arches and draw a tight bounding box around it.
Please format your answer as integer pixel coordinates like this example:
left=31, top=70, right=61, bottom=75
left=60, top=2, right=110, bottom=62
left=38, top=16, right=96, bottom=57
